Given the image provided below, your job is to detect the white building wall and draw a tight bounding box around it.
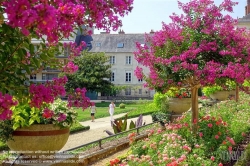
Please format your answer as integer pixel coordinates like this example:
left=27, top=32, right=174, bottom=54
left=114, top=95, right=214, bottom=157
left=105, top=52, right=152, bottom=98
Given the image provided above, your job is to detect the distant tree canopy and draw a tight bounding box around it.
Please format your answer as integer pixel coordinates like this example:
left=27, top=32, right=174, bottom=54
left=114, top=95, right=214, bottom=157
left=63, top=51, right=113, bottom=93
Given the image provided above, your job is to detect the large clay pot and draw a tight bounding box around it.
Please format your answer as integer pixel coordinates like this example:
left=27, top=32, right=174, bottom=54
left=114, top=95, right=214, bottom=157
left=210, top=90, right=230, bottom=101
left=168, top=98, right=191, bottom=114
left=7, top=124, right=69, bottom=152
left=229, top=90, right=236, bottom=96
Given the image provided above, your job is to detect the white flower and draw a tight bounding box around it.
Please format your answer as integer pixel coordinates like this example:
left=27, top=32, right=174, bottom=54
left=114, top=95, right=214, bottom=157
left=63, top=122, right=68, bottom=127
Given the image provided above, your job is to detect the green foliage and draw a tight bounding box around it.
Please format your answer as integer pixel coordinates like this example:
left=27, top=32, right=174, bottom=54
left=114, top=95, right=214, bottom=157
left=0, top=120, right=14, bottom=142
left=1, top=98, right=78, bottom=142
left=153, top=92, right=167, bottom=111
left=151, top=111, right=170, bottom=124
left=234, top=144, right=250, bottom=166
left=130, top=140, right=148, bottom=157
left=202, top=80, right=237, bottom=97
left=129, top=121, right=136, bottom=129
left=127, top=92, right=250, bottom=165
left=202, top=85, right=223, bottom=97
left=64, top=51, right=113, bottom=93
left=110, top=114, right=145, bottom=134
left=112, top=114, right=128, bottom=134
left=165, top=87, right=191, bottom=98
left=119, top=103, right=126, bottom=109
left=70, top=121, right=90, bottom=134
left=0, top=24, right=63, bottom=98
left=243, top=80, right=250, bottom=87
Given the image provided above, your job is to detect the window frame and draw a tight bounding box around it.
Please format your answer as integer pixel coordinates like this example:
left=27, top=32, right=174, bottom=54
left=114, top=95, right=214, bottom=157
left=110, top=56, right=115, bottom=64
left=125, top=71, right=132, bottom=82
left=110, top=71, right=115, bottom=82
left=117, top=43, right=124, bottom=48
left=126, top=56, right=132, bottom=65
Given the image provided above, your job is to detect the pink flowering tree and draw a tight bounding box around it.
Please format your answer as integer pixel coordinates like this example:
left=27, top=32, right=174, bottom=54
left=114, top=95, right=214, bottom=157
left=134, top=0, right=250, bottom=133
left=0, top=0, right=133, bottom=121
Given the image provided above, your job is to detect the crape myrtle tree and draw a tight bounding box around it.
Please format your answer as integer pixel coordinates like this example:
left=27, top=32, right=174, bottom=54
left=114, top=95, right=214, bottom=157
left=134, top=0, right=250, bottom=133
left=64, top=52, right=113, bottom=94
left=0, top=0, right=133, bottom=120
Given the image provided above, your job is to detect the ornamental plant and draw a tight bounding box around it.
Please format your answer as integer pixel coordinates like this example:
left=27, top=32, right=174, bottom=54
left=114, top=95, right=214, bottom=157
left=202, top=80, right=236, bottom=97
left=166, top=87, right=191, bottom=99
left=134, top=0, right=250, bottom=133
left=113, top=93, right=250, bottom=166
left=0, top=0, right=133, bottom=140
left=0, top=77, right=90, bottom=142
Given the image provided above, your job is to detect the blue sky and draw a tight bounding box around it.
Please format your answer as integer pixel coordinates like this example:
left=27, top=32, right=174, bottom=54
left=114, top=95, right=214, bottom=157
left=96, top=0, right=246, bottom=34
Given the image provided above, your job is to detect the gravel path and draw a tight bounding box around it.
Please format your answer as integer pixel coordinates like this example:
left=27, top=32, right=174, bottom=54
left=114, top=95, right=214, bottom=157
left=60, top=114, right=153, bottom=152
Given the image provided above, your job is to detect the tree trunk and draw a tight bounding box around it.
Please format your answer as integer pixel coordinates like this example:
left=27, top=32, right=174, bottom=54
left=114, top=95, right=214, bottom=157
left=191, top=86, right=199, bottom=135
left=235, top=84, right=239, bottom=102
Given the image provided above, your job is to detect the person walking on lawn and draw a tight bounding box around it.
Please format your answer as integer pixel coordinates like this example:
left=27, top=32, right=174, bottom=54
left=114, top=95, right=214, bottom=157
left=108, top=101, right=115, bottom=126
left=89, top=102, right=97, bottom=122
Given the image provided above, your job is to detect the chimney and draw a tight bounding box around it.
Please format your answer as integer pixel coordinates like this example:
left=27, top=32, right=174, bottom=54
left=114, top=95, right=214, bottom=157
left=246, top=0, right=250, bottom=15
left=118, top=29, right=125, bottom=34
left=150, top=29, right=155, bottom=34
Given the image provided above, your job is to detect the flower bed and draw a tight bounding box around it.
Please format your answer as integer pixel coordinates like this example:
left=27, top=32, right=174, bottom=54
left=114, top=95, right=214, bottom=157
left=109, top=92, right=250, bottom=165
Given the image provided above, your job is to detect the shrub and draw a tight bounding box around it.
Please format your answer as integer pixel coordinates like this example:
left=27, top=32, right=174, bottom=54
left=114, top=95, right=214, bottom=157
left=151, top=112, right=170, bottom=125
left=119, top=103, right=126, bottom=109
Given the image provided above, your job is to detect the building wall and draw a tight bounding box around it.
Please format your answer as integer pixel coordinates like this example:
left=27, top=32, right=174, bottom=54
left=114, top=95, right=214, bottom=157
left=30, top=32, right=155, bottom=99
left=105, top=52, right=152, bottom=98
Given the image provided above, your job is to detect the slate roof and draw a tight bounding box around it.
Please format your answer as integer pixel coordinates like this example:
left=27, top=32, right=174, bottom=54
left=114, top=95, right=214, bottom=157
left=238, top=14, right=250, bottom=22
left=90, top=34, right=147, bottom=53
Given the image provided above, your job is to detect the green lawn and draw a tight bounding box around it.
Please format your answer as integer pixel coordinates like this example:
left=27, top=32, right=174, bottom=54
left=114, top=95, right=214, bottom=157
left=75, top=102, right=146, bottom=121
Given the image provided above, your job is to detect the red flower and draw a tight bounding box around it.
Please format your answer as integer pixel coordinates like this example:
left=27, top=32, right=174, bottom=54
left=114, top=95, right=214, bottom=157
left=167, top=161, right=178, bottom=166
left=42, top=108, right=54, bottom=119
left=208, top=123, right=213, bottom=128
left=110, top=158, right=120, bottom=166
left=193, top=118, right=197, bottom=124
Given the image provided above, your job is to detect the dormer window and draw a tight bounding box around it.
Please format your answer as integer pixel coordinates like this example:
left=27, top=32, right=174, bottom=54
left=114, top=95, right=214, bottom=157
left=96, top=42, right=101, bottom=47
left=117, top=43, right=124, bottom=48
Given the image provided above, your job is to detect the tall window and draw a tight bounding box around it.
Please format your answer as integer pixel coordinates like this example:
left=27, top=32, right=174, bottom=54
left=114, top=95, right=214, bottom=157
left=30, top=74, right=37, bottom=80
left=125, top=88, right=131, bottom=95
left=138, top=79, right=143, bottom=82
left=110, top=56, right=115, bottom=64
left=138, top=89, right=142, bottom=95
left=126, top=56, right=132, bottom=65
left=125, top=71, right=132, bottom=82
left=110, top=71, right=115, bottom=82
left=64, top=46, right=70, bottom=57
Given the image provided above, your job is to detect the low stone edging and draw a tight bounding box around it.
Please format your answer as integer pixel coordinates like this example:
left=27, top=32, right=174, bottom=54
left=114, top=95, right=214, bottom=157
left=78, top=134, right=148, bottom=166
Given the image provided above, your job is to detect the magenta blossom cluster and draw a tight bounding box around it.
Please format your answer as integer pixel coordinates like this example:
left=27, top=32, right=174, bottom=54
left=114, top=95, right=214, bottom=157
left=57, top=113, right=67, bottom=122
left=29, top=76, right=68, bottom=108
left=63, top=61, right=79, bottom=74
left=64, top=42, right=86, bottom=60
left=134, top=0, right=250, bottom=91
left=0, top=93, right=18, bottom=120
left=67, top=88, right=91, bottom=110
left=3, top=0, right=133, bottom=43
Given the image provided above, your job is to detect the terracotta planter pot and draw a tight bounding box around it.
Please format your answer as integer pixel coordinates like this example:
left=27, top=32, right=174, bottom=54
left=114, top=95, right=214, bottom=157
left=168, top=98, right=191, bottom=114
left=7, top=124, right=69, bottom=152
left=210, top=90, right=230, bottom=101
left=229, top=90, right=236, bottom=96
